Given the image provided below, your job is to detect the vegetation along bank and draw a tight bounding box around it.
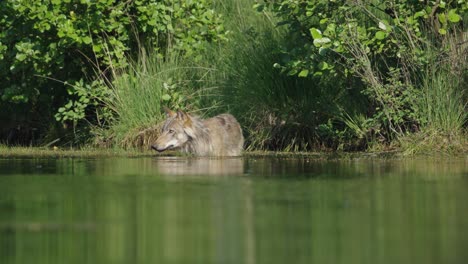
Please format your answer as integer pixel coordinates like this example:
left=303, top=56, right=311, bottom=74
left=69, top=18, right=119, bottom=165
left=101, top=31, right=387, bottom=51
left=0, top=0, right=466, bottom=155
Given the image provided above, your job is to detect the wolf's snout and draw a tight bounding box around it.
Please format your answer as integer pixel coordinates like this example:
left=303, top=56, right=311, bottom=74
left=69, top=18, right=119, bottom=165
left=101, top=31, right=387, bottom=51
left=151, top=144, right=173, bottom=152
left=151, top=145, right=162, bottom=152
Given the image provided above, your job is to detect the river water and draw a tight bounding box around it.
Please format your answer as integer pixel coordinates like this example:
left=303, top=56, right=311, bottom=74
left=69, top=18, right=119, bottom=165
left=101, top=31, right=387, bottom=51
left=0, top=156, right=467, bottom=264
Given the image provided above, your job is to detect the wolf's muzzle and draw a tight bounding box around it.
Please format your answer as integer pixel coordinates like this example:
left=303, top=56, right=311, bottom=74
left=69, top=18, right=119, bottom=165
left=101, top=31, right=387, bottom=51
left=151, top=145, right=162, bottom=152
left=151, top=145, right=172, bottom=152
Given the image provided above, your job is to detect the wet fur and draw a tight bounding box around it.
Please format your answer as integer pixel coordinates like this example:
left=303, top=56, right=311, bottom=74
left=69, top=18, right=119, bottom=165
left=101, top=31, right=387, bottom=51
left=152, top=109, right=244, bottom=156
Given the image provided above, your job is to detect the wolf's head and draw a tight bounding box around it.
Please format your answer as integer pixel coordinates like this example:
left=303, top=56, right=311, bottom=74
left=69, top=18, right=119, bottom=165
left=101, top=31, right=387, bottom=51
left=151, top=108, right=193, bottom=152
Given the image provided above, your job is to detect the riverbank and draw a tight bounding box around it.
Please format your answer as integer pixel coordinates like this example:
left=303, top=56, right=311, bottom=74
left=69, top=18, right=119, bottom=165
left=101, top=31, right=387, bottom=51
left=1, top=145, right=465, bottom=159
left=0, top=145, right=152, bottom=158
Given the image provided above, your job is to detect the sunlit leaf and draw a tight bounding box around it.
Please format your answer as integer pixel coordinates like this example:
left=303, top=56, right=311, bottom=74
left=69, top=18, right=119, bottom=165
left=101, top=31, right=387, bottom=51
left=298, top=69, right=309, bottom=77
left=375, top=31, right=386, bottom=40
left=309, top=28, right=322, bottom=39
left=448, top=9, right=461, bottom=23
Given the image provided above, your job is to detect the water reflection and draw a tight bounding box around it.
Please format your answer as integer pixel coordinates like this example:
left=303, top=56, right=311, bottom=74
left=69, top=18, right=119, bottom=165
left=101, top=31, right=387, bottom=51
left=0, top=157, right=466, bottom=264
left=154, top=157, right=245, bottom=176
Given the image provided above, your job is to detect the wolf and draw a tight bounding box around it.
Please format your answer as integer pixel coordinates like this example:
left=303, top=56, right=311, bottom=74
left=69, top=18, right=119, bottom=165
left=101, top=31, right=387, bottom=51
left=151, top=108, right=244, bottom=156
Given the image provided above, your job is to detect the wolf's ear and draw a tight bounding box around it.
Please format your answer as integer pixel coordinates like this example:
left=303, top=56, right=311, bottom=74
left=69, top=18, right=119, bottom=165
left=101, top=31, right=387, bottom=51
left=178, top=111, right=194, bottom=136
left=164, top=107, right=176, bottom=118
left=176, top=110, right=188, bottom=120
left=176, top=110, right=192, bottom=126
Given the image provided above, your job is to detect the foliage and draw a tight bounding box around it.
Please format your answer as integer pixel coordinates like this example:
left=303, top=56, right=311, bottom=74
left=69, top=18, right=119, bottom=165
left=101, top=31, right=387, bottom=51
left=259, top=0, right=467, bottom=145
left=209, top=0, right=367, bottom=151
left=1, top=0, right=466, bottom=154
left=54, top=79, right=113, bottom=127
left=0, top=0, right=227, bottom=143
left=260, top=0, right=466, bottom=76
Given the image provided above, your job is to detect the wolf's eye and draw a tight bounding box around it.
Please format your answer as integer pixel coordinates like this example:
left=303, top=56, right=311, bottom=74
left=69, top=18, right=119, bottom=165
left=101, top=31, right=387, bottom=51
left=168, top=129, right=175, bottom=134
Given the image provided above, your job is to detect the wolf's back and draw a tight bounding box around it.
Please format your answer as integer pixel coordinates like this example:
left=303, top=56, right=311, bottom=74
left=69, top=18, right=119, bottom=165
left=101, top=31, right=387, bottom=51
left=203, top=114, right=244, bottom=156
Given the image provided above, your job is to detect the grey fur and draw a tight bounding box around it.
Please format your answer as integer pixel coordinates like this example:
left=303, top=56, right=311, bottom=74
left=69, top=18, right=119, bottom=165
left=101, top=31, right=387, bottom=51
left=152, top=110, right=244, bottom=157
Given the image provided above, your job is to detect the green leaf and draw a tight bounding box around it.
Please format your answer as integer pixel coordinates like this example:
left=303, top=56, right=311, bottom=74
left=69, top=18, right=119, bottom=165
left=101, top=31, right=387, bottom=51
left=313, top=37, right=331, bottom=46
left=92, top=44, right=102, bottom=52
left=438, top=28, right=447, bottom=35
left=414, top=10, right=426, bottom=19
left=298, top=69, right=309, bottom=77
left=162, top=94, right=171, bottom=101
left=375, top=31, right=386, bottom=40
left=167, top=24, right=173, bottom=31
left=15, top=53, right=27, bottom=61
left=438, top=13, right=447, bottom=24
left=309, top=28, right=322, bottom=39
left=82, top=36, right=92, bottom=44
left=319, top=61, right=329, bottom=70
left=448, top=9, right=461, bottom=23
left=319, top=18, right=328, bottom=24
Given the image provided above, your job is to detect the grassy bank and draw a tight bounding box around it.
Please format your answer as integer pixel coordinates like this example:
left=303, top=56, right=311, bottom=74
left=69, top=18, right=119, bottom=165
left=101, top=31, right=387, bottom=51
left=3, top=144, right=466, bottom=160
left=0, top=145, right=396, bottom=159
left=0, top=145, right=154, bottom=158
left=3, top=1, right=464, bottom=156
left=93, top=0, right=466, bottom=155
left=0, top=0, right=458, bottom=155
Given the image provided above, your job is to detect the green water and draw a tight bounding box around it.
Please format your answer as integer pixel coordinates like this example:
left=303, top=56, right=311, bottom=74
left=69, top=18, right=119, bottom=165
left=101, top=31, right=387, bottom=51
left=0, top=156, right=467, bottom=264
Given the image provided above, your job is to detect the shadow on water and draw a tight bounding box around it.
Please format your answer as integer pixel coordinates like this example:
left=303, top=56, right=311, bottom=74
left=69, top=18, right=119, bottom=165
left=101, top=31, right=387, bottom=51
left=0, top=156, right=467, bottom=264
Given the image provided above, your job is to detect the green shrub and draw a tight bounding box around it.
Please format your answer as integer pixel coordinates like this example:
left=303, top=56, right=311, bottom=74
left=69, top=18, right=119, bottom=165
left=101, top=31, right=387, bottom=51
left=0, top=0, right=227, bottom=144
left=207, top=0, right=367, bottom=151
left=260, top=0, right=467, bottom=147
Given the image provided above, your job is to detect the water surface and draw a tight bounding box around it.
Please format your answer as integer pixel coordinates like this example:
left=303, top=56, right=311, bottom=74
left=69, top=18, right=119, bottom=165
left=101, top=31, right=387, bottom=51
left=0, top=156, right=467, bottom=264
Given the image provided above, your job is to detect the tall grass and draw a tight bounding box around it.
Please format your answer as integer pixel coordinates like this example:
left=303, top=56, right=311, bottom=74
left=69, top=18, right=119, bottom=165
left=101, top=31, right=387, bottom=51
left=422, top=32, right=467, bottom=132
left=399, top=33, right=467, bottom=155
left=210, top=0, right=365, bottom=151
left=98, top=52, right=220, bottom=148
left=420, top=68, right=466, bottom=132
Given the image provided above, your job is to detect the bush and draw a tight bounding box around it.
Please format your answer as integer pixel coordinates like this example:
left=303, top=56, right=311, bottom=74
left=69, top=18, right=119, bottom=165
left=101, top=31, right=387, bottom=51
left=208, top=0, right=367, bottom=151
left=0, top=0, right=227, bottom=144
left=260, top=0, right=467, bottom=147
